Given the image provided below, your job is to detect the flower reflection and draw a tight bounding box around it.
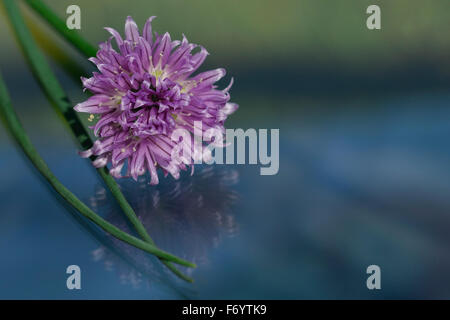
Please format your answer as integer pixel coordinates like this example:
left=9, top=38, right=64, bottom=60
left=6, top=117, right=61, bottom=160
left=89, top=166, right=239, bottom=288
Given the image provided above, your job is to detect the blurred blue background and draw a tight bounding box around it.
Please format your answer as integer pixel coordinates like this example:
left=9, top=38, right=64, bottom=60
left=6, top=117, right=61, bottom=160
left=0, top=0, right=449, bottom=299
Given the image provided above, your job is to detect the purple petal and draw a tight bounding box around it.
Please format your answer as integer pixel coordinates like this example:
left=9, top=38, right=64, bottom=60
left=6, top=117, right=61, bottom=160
left=125, top=16, right=140, bottom=44
left=104, top=27, right=123, bottom=46
left=142, top=16, right=157, bottom=45
left=74, top=94, right=115, bottom=113
left=153, top=32, right=171, bottom=68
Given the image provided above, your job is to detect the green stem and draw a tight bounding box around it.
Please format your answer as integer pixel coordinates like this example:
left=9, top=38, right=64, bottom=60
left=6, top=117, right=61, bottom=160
left=24, top=0, right=194, bottom=283
left=24, top=0, right=97, bottom=58
left=0, top=72, right=195, bottom=269
left=3, top=0, right=195, bottom=278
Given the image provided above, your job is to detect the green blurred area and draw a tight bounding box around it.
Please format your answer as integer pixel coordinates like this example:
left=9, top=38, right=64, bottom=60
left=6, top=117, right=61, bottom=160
left=0, top=0, right=449, bottom=69
left=0, top=0, right=448, bottom=142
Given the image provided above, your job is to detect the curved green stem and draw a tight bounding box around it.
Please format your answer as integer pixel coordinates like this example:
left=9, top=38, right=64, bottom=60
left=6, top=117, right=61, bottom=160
left=23, top=0, right=194, bottom=283
left=0, top=72, right=195, bottom=269
left=24, top=0, right=97, bottom=58
left=3, top=0, right=195, bottom=278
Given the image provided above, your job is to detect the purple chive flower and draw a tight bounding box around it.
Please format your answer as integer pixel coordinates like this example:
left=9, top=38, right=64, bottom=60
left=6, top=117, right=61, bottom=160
left=74, top=16, right=238, bottom=184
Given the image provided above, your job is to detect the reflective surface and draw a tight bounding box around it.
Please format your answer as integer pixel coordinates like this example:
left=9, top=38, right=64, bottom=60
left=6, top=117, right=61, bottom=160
left=1, top=92, right=450, bottom=299
left=0, top=0, right=449, bottom=300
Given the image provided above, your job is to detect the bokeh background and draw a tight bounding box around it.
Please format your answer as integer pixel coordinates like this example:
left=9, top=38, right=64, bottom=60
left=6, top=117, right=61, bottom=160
left=0, top=0, right=449, bottom=299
